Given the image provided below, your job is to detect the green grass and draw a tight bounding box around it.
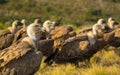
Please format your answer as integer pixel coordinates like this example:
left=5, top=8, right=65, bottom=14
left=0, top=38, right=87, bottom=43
left=0, top=22, right=8, bottom=29
left=0, top=0, right=120, bottom=27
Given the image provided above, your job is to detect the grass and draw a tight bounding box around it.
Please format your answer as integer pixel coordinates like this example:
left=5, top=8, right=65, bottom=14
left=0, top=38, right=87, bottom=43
left=0, top=0, right=120, bottom=75
left=81, top=64, right=120, bottom=75
left=35, top=49, right=120, bottom=75
left=0, top=0, right=120, bottom=27
left=0, top=22, right=8, bottom=29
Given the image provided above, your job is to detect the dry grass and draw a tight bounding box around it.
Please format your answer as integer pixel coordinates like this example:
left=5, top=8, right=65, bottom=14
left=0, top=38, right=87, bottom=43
left=81, top=64, right=120, bottom=75
left=35, top=48, right=120, bottom=75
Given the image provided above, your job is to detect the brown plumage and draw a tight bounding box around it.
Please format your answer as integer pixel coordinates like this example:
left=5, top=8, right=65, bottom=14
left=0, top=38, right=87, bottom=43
left=38, top=39, right=54, bottom=56
left=77, top=27, right=92, bottom=36
left=107, top=28, right=120, bottom=47
left=50, top=26, right=76, bottom=48
left=0, top=20, right=22, bottom=50
left=45, top=36, right=107, bottom=65
left=0, top=40, right=42, bottom=75
left=45, top=30, right=115, bottom=65
left=13, top=19, right=45, bottom=44
left=12, top=19, right=28, bottom=43
left=54, top=39, right=106, bottom=64
left=12, top=26, right=28, bottom=43
left=0, top=23, right=43, bottom=75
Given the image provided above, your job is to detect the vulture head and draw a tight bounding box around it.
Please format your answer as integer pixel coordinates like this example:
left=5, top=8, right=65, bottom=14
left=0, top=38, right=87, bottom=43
left=87, top=19, right=106, bottom=46
left=34, top=19, right=41, bottom=24
left=97, top=19, right=107, bottom=30
left=12, top=20, right=22, bottom=34
left=22, top=23, right=43, bottom=48
left=107, top=17, right=117, bottom=30
left=42, top=20, right=57, bottom=33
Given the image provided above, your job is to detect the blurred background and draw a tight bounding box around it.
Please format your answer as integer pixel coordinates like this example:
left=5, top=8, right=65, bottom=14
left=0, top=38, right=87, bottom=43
left=0, top=0, right=120, bottom=28
left=0, top=1, right=120, bottom=75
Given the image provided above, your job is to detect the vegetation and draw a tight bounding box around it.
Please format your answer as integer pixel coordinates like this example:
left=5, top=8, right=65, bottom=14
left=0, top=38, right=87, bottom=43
left=0, top=0, right=120, bottom=75
left=0, top=0, right=120, bottom=27
left=35, top=49, right=120, bottom=75
left=0, top=22, right=8, bottom=29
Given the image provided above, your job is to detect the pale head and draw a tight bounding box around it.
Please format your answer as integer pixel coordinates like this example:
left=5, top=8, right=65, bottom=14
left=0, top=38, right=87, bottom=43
left=97, top=19, right=106, bottom=30
left=27, top=23, right=42, bottom=41
left=92, top=23, right=105, bottom=37
left=12, top=20, right=19, bottom=28
left=11, top=20, right=22, bottom=34
left=21, top=19, right=27, bottom=25
left=43, top=20, right=51, bottom=26
left=108, top=17, right=114, bottom=23
left=108, top=17, right=115, bottom=29
left=43, top=20, right=56, bottom=33
left=109, top=20, right=115, bottom=29
left=34, top=19, right=41, bottom=24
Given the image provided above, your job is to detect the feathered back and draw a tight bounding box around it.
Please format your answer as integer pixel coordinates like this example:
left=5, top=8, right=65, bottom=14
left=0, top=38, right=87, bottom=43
left=0, top=41, right=35, bottom=67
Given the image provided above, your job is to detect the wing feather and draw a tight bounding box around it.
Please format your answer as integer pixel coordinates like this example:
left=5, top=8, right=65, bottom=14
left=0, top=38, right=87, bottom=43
left=0, top=41, right=34, bottom=67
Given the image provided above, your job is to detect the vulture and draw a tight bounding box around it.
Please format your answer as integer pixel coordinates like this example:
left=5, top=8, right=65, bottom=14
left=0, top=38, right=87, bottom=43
left=34, top=19, right=41, bottom=25
left=13, top=19, right=56, bottom=57
left=12, top=19, right=44, bottom=44
left=12, top=19, right=28, bottom=43
left=0, top=20, right=22, bottom=50
left=77, top=19, right=107, bottom=36
left=106, top=28, right=120, bottom=47
left=42, top=20, right=59, bottom=39
left=107, top=17, right=120, bottom=30
left=87, top=21, right=106, bottom=46
left=50, top=26, right=76, bottom=48
left=44, top=28, right=115, bottom=65
left=44, top=19, right=108, bottom=65
left=0, top=23, right=43, bottom=75
left=36, top=20, right=59, bottom=56
left=38, top=39, right=54, bottom=56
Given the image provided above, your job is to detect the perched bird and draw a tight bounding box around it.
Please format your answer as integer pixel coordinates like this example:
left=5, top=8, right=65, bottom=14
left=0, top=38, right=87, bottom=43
left=0, top=23, right=43, bottom=75
left=21, top=19, right=27, bottom=28
left=77, top=19, right=107, bottom=36
left=13, top=19, right=45, bottom=44
left=12, top=19, right=28, bottom=43
left=34, top=19, right=41, bottom=25
left=42, top=20, right=56, bottom=33
left=44, top=32, right=114, bottom=65
left=107, top=17, right=120, bottom=30
left=42, top=20, right=58, bottom=39
left=0, top=20, right=22, bottom=50
left=87, top=19, right=106, bottom=46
